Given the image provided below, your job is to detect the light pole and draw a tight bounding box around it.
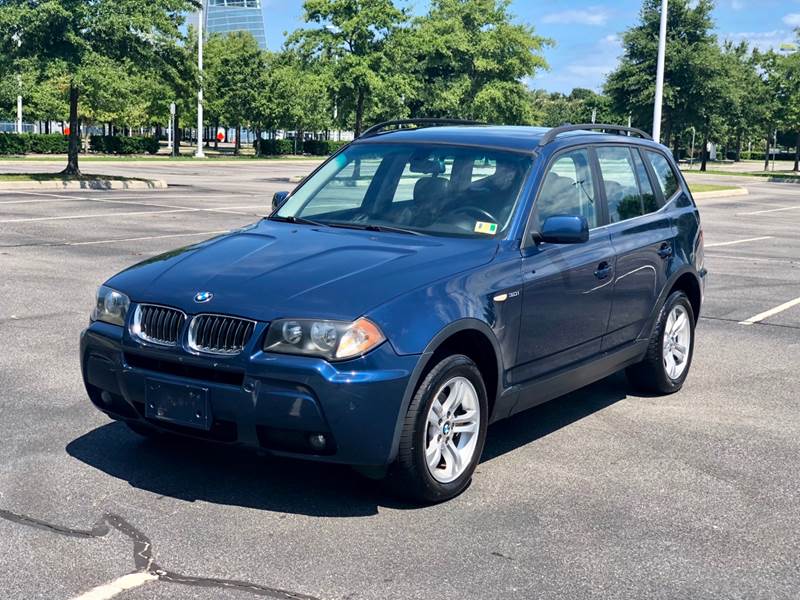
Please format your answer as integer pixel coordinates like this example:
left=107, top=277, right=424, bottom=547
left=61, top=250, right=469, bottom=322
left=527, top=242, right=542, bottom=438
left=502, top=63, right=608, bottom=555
left=689, top=126, right=696, bottom=169
left=16, top=78, right=22, bottom=134
left=195, top=1, right=205, bottom=158
left=652, top=0, right=668, bottom=143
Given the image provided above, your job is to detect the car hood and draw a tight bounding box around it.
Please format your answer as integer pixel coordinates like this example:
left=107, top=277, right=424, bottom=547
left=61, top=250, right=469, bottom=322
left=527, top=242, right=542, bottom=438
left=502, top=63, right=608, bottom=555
left=107, top=220, right=499, bottom=322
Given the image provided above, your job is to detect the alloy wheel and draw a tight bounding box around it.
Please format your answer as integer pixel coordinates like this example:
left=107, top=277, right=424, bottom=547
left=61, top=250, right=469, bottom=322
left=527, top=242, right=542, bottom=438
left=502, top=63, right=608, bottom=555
left=662, top=305, right=691, bottom=380
left=424, top=376, right=481, bottom=484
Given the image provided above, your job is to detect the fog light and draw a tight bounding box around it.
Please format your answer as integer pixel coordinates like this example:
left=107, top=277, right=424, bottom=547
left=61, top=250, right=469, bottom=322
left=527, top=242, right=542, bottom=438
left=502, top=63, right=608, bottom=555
left=308, top=434, right=327, bottom=451
left=100, top=391, right=113, bottom=406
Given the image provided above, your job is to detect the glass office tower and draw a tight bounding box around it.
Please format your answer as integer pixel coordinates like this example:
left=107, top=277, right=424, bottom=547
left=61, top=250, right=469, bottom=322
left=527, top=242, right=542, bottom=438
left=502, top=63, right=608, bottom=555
left=195, top=0, right=267, bottom=49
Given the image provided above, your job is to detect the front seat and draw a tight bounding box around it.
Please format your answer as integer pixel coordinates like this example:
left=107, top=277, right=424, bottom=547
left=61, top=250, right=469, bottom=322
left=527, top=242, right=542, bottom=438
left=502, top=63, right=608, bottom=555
left=410, top=176, right=448, bottom=225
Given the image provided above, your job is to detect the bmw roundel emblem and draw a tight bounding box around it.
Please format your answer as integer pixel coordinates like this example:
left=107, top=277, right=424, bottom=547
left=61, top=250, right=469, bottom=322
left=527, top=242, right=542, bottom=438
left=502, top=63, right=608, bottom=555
left=194, top=291, right=213, bottom=303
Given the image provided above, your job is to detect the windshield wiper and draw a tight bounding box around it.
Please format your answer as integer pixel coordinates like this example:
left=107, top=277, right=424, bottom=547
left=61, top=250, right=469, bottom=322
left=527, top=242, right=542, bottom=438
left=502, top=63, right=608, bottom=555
left=327, top=222, right=427, bottom=236
left=268, top=215, right=328, bottom=227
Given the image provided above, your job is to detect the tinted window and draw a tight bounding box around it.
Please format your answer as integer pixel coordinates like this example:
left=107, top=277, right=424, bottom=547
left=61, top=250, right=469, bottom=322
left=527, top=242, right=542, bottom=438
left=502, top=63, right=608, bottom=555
left=277, top=144, right=532, bottom=238
left=632, top=149, right=659, bottom=213
left=645, top=150, right=679, bottom=199
left=597, top=146, right=645, bottom=222
left=535, top=148, right=598, bottom=229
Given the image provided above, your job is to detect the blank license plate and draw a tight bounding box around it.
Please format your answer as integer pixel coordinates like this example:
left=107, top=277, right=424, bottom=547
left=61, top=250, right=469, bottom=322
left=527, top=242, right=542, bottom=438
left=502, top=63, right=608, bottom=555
left=145, top=379, right=211, bottom=430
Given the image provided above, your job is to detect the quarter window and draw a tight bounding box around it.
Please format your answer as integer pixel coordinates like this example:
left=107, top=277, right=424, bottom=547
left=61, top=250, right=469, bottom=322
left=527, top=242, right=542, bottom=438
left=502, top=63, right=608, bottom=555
left=535, top=149, right=598, bottom=229
left=632, top=149, right=659, bottom=213
left=645, top=150, right=680, bottom=200
left=596, top=146, right=646, bottom=222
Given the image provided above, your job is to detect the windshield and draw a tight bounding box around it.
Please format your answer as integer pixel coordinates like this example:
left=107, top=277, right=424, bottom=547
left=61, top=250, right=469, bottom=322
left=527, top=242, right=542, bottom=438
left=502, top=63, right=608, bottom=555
left=274, top=143, right=532, bottom=238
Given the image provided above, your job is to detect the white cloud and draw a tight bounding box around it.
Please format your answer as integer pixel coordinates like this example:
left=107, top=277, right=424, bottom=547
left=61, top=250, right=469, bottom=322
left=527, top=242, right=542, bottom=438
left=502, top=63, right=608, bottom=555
left=532, top=35, right=623, bottom=93
left=722, top=29, right=795, bottom=51
left=541, top=8, right=610, bottom=27
left=783, top=13, right=800, bottom=27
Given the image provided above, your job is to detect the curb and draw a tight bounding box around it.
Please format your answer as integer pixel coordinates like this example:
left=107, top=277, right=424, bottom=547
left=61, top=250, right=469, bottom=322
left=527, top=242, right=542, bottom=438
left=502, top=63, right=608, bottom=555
left=692, top=187, right=748, bottom=200
left=0, top=179, right=167, bottom=190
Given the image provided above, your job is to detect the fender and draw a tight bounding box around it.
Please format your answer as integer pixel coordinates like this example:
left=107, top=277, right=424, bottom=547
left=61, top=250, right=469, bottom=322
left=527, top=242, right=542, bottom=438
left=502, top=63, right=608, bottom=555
left=386, top=318, right=505, bottom=464
left=637, top=265, right=703, bottom=343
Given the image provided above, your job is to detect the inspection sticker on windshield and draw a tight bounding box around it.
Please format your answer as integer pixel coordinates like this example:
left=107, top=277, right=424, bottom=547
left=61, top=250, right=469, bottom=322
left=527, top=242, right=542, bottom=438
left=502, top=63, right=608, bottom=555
left=474, top=221, right=498, bottom=235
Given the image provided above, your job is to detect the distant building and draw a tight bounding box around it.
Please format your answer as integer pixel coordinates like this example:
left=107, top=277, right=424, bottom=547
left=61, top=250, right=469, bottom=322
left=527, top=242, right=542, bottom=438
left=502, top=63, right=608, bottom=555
left=189, top=0, right=267, bottom=49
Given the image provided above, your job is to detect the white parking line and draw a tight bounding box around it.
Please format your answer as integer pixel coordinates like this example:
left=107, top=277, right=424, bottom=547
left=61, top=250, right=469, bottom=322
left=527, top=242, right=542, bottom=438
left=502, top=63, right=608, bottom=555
left=70, top=572, right=158, bottom=600
left=739, top=206, right=800, bottom=216
left=0, top=205, right=264, bottom=223
left=705, top=236, right=773, bottom=248
left=67, top=230, right=230, bottom=246
left=739, top=296, right=800, bottom=325
left=0, top=193, right=255, bottom=205
left=705, top=254, right=797, bottom=265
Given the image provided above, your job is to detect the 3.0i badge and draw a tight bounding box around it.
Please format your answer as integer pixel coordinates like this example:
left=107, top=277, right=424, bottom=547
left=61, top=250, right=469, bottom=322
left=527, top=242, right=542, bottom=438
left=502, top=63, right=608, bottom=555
left=194, top=291, right=214, bottom=303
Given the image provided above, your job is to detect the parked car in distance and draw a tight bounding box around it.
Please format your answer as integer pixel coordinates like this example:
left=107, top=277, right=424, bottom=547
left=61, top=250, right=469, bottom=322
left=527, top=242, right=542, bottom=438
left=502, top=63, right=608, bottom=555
left=81, top=121, right=705, bottom=503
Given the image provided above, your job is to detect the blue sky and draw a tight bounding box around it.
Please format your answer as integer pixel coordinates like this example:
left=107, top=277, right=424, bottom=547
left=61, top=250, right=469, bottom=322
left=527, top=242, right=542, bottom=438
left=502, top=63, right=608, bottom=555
left=260, top=0, right=797, bottom=93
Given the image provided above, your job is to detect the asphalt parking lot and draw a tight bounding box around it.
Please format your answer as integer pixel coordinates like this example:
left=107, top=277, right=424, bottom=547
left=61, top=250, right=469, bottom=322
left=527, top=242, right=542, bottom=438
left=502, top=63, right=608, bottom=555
left=1, top=160, right=798, bottom=599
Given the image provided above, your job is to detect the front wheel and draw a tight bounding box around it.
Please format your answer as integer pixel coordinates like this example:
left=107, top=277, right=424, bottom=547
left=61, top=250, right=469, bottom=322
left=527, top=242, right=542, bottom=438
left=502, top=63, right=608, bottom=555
left=387, top=354, right=488, bottom=503
left=626, top=290, right=696, bottom=394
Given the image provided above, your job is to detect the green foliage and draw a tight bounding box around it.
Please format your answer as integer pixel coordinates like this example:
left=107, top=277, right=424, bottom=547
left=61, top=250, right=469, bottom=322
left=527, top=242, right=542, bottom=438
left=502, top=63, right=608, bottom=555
left=0, top=133, right=30, bottom=154
left=303, top=139, right=348, bottom=155
left=253, top=138, right=347, bottom=156
left=406, top=0, right=550, bottom=124
left=0, top=133, right=68, bottom=154
left=254, top=139, right=299, bottom=155
left=0, top=0, right=198, bottom=173
left=605, top=0, right=717, bottom=140
left=204, top=31, right=264, bottom=149
left=89, top=135, right=160, bottom=155
left=26, top=133, right=69, bottom=153
left=533, top=88, right=623, bottom=128
left=288, top=0, right=410, bottom=136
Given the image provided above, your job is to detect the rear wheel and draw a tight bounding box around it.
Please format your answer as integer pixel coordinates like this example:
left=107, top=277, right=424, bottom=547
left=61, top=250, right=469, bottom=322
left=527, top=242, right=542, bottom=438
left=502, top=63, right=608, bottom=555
left=387, top=354, right=488, bottom=503
left=626, top=290, right=695, bottom=394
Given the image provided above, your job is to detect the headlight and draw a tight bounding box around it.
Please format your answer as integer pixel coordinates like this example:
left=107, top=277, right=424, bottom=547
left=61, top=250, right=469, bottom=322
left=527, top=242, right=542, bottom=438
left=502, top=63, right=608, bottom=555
left=264, top=317, right=385, bottom=361
left=91, top=286, right=130, bottom=326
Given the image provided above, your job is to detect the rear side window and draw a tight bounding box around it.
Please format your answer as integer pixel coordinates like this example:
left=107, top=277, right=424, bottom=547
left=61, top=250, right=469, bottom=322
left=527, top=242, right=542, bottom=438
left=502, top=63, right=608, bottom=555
left=596, top=146, right=646, bottom=222
left=645, top=150, right=679, bottom=199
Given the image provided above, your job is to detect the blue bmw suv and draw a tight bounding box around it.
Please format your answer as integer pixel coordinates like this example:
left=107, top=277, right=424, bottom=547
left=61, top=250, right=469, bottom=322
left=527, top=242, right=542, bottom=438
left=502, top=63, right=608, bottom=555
left=81, top=121, right=705, bottom=502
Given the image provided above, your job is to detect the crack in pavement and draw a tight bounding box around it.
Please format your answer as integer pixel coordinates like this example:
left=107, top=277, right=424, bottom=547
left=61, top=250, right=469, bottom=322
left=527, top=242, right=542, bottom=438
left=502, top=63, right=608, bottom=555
left=0, top=508, right=321, bottom=600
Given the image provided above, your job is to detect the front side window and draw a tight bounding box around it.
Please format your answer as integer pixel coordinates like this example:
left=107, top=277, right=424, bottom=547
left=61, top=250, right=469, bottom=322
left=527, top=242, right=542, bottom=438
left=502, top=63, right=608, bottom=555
left=645, top=150, right=680, bottom=200
left=535, top=148, right=598, bottom=229
left=276, top=143, right=532, bottom=238
left=596, top=146, right=646, bottom=222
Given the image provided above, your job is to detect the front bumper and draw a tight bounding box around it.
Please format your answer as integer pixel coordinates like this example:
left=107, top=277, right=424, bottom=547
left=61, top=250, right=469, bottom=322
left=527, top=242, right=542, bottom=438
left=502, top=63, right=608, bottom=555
left=80, top=321, right=419, bottom=466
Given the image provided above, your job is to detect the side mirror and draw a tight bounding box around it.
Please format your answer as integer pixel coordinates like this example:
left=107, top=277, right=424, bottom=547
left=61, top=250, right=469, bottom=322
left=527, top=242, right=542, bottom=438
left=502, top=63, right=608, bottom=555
left=536, top=215, right=589, bottom=245
left=272, top=191, right=290, bottom=211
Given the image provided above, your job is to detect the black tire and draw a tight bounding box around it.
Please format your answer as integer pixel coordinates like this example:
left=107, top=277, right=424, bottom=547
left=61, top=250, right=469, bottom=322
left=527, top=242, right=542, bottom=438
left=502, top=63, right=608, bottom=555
left=386, top=354, right=489, bottom=504
left=626, top=290, right=696, bottom=394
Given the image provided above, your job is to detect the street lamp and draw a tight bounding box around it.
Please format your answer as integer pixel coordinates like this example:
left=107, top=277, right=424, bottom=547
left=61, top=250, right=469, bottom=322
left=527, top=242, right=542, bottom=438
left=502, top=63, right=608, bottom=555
left=689, top=126, right=696, bottom=169
left=652, top=0, right=668, bottom=143
left=195, top=0, right=205, bottom=158
left=16, top=76, right=22, bottom=134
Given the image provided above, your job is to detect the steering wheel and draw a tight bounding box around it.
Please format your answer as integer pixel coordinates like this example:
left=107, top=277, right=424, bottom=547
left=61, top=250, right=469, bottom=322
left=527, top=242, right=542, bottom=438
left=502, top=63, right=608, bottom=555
left=450, top=205, right=497, bottom=224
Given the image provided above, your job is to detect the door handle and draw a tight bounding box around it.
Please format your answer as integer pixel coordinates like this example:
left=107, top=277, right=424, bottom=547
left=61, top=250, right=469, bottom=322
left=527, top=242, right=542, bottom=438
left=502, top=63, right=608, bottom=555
left=594, top=261, right=613, bottom=280
left=658, top=243, right=673, bottom=259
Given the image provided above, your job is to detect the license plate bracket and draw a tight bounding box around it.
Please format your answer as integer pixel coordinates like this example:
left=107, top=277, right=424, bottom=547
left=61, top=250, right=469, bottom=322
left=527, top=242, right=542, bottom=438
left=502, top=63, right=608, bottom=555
left=145, top=379, right=211, bottom=431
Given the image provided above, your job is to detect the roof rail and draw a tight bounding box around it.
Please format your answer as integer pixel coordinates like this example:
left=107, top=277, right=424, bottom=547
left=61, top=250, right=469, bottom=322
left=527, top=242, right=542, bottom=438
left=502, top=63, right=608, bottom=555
left=539, top=123, right=652, bottom=146
left=359, top=118, right=484, bottom=139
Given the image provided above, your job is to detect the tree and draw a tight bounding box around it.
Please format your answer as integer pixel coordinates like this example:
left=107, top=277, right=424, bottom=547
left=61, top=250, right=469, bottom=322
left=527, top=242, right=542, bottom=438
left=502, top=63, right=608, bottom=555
left=605, top=0, right=718, bottom=152
left=0, top=0, right=197, bottom=175
left=288, top=0, right=409, bottom=137
left=406, top=0, right=549, bottom=124
left=204, top=31, right=265, bottom=154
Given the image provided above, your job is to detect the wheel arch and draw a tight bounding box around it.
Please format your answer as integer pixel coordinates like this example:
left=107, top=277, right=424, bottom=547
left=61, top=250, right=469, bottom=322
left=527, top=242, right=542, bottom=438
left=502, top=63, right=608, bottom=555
left=387, top=319, right=504, bottom=463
